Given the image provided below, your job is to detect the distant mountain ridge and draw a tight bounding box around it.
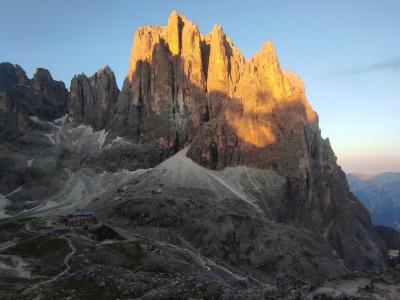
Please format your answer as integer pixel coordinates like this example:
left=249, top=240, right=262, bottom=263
left=350, top=172, right=374, bottom=180
left=347, top=172, right=400, bottom=231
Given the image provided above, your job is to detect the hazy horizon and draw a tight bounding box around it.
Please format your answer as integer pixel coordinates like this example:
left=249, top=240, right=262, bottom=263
left=1, top=0, right=399, bottom=174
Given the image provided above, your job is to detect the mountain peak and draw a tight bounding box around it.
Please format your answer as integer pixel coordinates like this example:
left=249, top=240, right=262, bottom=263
left=260, top=40, right=275, bottom=54
left=120, top=11, right=320, bottom=151
left=69, top=65, right=119, bottom=130
left=0, top=62, right=29, bottom=86
left=168, top=9, right=179, bottom=19
left=96, top=65, right=113, bottom=77
left=211, top=23, right=224, bottom=34
left=33, top=67, right=53, bottom=83
left=168, top=9, right=187, bottom=22
left=166, top=10, right=182, bottom=56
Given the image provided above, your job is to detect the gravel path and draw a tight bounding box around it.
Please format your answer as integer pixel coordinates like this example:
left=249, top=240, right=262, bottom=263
left=23, top=237, right=76, bottom=293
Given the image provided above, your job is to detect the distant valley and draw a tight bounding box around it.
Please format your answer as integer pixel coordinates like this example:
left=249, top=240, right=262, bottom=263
left=347, top=172, right=400, bottom=231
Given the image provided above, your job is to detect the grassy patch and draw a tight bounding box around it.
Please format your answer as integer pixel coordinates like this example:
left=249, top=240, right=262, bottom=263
left=5, top=234, right=69, bottom=276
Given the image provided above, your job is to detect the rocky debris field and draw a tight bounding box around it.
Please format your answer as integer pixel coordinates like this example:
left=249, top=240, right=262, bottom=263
left=307, top=268, right=400, bottom=299
left=0, top=217, right=399, bottom=299
left=0, top=114, right=165, bottom=219
left=0, top=217, right=273, bottom=299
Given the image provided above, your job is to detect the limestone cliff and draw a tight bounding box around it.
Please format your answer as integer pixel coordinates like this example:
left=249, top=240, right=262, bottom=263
left=69, top=66, right=119, bottom=130
left=0, top=63, right=68, bottom=140
left=111, top=11, right=245, bottom=147
left=109, top=11, right=387, bottom=272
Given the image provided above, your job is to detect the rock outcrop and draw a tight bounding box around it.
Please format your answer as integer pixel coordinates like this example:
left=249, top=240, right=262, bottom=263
left=375, top=225, right=400, bottom=250
left=108, top=11, right=388, bottom=273
left=69, top=66, right=119, bottom=130
left=0, top=63, right=68, bottom=140
left=111, top=11, right=245, bottom=147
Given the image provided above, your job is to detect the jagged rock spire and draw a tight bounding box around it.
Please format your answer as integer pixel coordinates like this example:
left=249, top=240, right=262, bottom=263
left=69, top=66, right=120, bottom=130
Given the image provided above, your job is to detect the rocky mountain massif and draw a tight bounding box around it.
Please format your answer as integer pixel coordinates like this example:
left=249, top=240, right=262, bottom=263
left=0, top=63, right=68, bottom=141
left=347, top=172, right=400, bottom=231
left=0, top=11, right=398, bottom=299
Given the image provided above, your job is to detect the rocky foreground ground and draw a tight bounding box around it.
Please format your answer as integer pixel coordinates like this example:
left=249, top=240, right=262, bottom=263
left=0, top=216, right=398, bottom=300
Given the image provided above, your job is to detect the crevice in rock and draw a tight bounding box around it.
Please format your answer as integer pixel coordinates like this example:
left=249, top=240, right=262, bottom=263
left=200, top=40, right=210, bottom=87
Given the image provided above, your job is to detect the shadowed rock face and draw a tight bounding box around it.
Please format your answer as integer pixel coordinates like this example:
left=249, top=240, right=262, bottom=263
left=375, top=225, right=400, bottom=250
left=0, top=63, right=68, bottom=139
left=69, top=66, right=120, bottom=130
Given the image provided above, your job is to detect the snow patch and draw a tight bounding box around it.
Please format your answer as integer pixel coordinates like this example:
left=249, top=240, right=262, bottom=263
left=0, top=185, right=22, bottom=219
left=29, top=116, right=46, bottom=126
left=0, top=194, right=10, bottom=219
left=111, top=136, right=130, bottom=145
left=7, top=186, right=22, bottom=197
left=29, top=116, right=40, bottom=123
left=97, top=130, right=108, bottom=149
left=113, top=136, right=123, bottom=143
left=0, top=186, right=23, bottom=219
left=0, top=241, right=15, bottom=251
left=44, top=133, right=56, bottom=145
left=54, top=114, right=68, bottom=125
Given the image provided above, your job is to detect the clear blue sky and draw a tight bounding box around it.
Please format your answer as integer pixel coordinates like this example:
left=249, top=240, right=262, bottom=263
left=1, top=0, right=399, bottom=174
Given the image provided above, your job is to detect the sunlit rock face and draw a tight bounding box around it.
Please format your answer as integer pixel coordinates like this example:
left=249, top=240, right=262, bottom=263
left=113, top=11, right=246, bottom=147
left=111, top=11, right=211, bottom=147
left=69, top=66, right=119, bottom=130
left=109, top=11, right=388, bottom=272
left=115, top=10, right=317, bottom=157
